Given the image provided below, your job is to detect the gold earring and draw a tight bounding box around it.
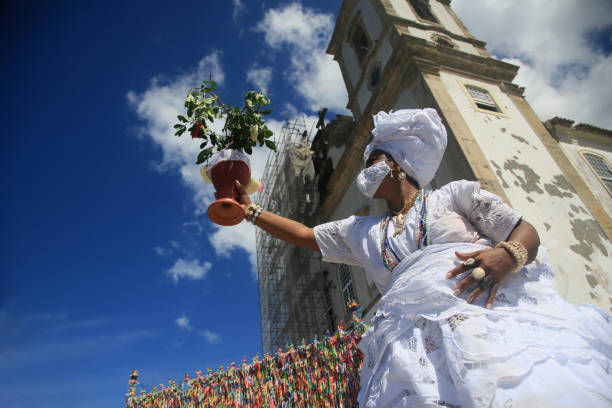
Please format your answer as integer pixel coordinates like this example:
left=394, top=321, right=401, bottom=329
left=389, top=170, right=394, bottom=178
left=398, top=172, right=406, bottom=181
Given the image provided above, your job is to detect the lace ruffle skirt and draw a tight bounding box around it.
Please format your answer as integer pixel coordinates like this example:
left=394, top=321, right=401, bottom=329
left=358, top=243, right=612, bottom=408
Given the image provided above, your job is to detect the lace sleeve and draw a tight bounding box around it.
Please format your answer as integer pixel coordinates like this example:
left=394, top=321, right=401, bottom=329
left=314, top=216, right=365, bottom=267
left=450, top=180, right=522, bottom=243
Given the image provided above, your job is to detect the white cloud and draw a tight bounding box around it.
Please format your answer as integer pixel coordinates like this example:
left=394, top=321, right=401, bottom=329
left=200, top=329, right=221, bottom=344
left=232, top=0, right=246, bottom=25
left=127, top=32, right=325, bottom=276
left=208, top=221, right=257, bottom=274
left=153, top=246, right=172, bottom=257
left=175, top=315, right=191, bottom=330
left=182, top=220, right=203, bottom=235
left=453, top=0, right=612, bottom=129
left=246, top=65, right=273, bottom=94
left=167, top=258, right=212, bottom=283
left=205, top=114, right=319, bottom=278
left=257, top=3, right=349, bottom=113
left=126, top=51, right=225, bottom=215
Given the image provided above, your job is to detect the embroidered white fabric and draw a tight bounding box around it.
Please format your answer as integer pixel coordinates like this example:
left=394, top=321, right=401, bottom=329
left=356, top=161, right=391, bottom=198
left=313, top=180, right=612, bottom=407
left=206, top=149, right=251, bottom=179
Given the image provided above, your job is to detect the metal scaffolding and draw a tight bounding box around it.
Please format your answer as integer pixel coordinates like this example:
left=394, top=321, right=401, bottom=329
left=256, top=118, right=332, bottom=353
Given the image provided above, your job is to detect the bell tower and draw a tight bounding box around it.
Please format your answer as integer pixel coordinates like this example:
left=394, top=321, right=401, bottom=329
left=324, top=0, right=612, bottom=309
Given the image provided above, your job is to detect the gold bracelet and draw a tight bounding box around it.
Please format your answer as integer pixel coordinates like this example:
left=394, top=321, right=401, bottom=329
left=496, top=241, right=528, bottom=272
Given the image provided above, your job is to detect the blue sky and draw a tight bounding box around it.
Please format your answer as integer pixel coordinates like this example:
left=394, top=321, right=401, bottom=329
left=1, top=1, right=610, bottom=407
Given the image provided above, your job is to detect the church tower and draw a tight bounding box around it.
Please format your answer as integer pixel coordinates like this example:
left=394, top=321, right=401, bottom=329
left=324, top=0, right=612, bottom=310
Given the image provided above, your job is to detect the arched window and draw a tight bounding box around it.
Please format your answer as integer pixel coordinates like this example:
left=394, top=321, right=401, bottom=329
left=581, top=151, right=612, bottom=196
left=409, top=0, right=438, bottom=23
left=348, top=21, right=371, bottom=64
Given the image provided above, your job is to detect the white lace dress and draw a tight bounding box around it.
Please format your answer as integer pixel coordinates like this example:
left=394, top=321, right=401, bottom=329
left=314, top=180, right=612, bottom=408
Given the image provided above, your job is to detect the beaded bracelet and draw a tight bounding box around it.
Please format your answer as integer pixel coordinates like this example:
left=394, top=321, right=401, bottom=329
left=245, top=203, right=262, bottom=224
left=496, top=241, right=528, bottom=272
left=251, top=207, right=263, bottom=225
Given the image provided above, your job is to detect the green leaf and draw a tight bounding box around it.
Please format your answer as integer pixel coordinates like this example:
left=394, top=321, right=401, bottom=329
left=196, top=151, right=207, bottom=164
left=265, top=139, right=276, bottom=150
left=200, top=141, right=208, bottom=149
left=177, top=115, right=188, bottom=122
left=173, top=124, right=184, bottom=129
left=196, top=147, right=213, bottom=164
left=260, top=109, right=272, bottom=115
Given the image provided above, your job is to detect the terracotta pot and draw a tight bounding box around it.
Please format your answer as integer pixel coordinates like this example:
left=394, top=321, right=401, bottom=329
left=207, top=160, right=250, bottom=226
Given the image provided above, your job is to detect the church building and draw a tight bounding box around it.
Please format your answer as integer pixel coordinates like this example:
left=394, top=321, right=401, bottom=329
left=256, top=0, right=612, bottom=352
left=316, top=0, right=612, bottom=323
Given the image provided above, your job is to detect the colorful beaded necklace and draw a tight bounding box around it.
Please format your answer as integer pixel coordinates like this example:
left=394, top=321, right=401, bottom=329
left=415, top=190, right=431, bottom=249
left=380, top=215, right=401, bottom=272
left=380, top=189, right=431, bottom=272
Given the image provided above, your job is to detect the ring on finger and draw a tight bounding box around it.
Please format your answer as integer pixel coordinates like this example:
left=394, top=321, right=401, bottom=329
left=479, top=276, right=495, bottom=291
left=471, top=267, right=486, bottom=281
left=463, top=257, right=478, bottom=270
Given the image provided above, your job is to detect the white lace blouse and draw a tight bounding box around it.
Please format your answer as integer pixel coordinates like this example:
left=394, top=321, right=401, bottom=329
left=314, top=180, right=521, bottom=294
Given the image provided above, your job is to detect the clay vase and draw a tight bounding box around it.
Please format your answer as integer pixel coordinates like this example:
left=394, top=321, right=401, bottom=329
left=207, top=160, right=250, bottom=226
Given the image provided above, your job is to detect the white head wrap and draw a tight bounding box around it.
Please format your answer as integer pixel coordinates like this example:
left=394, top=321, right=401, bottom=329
left=363, top=108, right=447, bottom=188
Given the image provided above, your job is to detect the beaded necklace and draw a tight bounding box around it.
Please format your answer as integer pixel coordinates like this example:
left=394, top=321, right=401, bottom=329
left=380, top=189, right=431, bottom=272
left=416, top=190, right=431, bottom=249
left=380, top=215, right=400, bottom=272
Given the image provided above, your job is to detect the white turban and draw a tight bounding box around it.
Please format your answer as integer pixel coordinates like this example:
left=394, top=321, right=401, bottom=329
left=363, top=108, right=447, bottom=188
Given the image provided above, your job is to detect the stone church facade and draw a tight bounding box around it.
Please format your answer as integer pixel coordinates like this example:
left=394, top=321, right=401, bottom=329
left=314, top=0, right=612, bottom=325
left=257, top=0, right=612, bottom=352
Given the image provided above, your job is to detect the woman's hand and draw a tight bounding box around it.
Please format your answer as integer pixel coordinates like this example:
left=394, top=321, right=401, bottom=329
left=446, top=247, right=516, bottom=309
left=234, top=180, right=252, bottom=211
left=446, top=220, right=540, bottom=309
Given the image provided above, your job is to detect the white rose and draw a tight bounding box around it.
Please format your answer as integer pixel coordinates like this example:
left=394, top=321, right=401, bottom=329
left=250, top=125, right=259, bottom=142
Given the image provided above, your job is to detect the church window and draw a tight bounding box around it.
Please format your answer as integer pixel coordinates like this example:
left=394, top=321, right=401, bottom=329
left=465, top=85, right=501, bottom=113
left=348, top=20, right=371, bottom=64
left=408, top=0, right=438, bottom=23
left=338, top=264, right=357, bottom=312
left=581, top=152, right=612, bottom=196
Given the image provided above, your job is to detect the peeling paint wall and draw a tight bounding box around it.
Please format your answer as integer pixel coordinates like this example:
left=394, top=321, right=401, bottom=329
left=439, top=70, right=612, bottom=312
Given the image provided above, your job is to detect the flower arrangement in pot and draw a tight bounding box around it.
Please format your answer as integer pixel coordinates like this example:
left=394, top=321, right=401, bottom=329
left=174, top=79, right=276, bottom=226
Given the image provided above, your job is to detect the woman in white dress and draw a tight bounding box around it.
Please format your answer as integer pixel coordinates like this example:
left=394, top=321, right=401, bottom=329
left=235, top=109, right=612, bottom=407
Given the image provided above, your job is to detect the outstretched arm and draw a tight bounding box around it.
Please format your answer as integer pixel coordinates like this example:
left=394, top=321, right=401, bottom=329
left=235, top=180, right=320, bottom=252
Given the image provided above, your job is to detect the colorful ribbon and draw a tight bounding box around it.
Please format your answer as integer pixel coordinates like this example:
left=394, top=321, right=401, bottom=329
left=126, top=302, right=367, bottom=408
